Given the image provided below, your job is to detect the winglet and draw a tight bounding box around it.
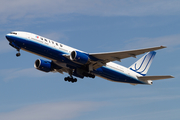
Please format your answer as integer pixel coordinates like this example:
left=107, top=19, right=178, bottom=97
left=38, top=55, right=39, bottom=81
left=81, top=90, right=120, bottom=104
left=160, top=45, right=167, bottom=48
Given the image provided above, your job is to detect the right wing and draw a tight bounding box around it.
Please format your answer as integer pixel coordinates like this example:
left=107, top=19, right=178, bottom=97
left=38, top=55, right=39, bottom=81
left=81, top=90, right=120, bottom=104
left=89, top=46, right=166, bottom=69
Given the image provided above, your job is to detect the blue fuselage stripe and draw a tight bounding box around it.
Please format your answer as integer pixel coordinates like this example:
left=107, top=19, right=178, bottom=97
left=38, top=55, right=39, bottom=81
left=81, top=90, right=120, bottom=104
left=93, top=67, right=144, bottom=84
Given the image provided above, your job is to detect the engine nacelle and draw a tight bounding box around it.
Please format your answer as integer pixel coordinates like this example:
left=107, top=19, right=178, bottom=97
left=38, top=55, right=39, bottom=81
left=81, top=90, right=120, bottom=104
left=34, top=59, right=52, bottom=72
left=70, top=51, right=89, bottom=64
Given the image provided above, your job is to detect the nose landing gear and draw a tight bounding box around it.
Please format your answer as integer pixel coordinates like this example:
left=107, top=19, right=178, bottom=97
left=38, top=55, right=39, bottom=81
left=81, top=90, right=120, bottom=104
left=16, top=49, right=21, bottom=57
left=16, top=53, right=21, bottom=57
left=9, top=42, right=21, bottom=57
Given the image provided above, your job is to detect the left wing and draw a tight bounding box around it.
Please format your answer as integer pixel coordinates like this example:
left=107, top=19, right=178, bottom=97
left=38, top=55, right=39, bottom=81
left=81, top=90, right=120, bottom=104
left=89, top=46, right=166, bottom=69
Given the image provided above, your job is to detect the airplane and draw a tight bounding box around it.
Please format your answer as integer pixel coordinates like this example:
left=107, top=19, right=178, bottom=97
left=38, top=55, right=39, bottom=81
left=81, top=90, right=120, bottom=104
left=5, top=31, right=174, bottom=85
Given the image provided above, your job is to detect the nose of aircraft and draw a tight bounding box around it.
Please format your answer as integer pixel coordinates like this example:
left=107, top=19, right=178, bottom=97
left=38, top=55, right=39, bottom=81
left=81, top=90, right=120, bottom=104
left=5, top=34, right=10, bottom=41
left=5, top=33, right=14, bottom=42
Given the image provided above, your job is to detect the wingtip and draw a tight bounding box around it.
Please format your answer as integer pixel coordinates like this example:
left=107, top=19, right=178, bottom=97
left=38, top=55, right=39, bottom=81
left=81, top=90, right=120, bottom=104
left=160, top=45, right=167, bottom=48
left=170, top=75, right=175, bottom=78
left=165, top=75, right=174, bottom=79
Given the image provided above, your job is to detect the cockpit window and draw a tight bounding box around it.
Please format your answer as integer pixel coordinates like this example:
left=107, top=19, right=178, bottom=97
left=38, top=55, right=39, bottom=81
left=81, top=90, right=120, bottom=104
left=10, top=32, right=17, bottom=35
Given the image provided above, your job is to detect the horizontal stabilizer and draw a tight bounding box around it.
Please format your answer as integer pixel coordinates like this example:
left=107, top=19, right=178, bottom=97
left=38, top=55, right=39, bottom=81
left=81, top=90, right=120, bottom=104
left=138, top=75, right=174, bottom=81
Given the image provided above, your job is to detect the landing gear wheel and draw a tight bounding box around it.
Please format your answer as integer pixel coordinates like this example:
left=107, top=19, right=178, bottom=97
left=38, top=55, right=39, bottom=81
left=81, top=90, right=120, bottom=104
left=16, top=53, right=21, bottom=57
left=64, top=77, right=68, bottom=81
left=73, top=78, right=77, bottom=82
left=71, top=78, right=77, bottom=83
left=92, top=75, right=95, bottom=79
left=64, top=77, right=77, bottom=83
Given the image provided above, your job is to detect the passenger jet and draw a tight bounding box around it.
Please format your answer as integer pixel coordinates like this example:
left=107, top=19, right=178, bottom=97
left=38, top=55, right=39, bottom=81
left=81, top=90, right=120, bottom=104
left=6, top=31, right=174, bottom=85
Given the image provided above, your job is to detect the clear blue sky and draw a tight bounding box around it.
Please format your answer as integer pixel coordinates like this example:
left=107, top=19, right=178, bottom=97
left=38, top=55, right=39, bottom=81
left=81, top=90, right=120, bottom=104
left=0, top=0, right=180, bottom=120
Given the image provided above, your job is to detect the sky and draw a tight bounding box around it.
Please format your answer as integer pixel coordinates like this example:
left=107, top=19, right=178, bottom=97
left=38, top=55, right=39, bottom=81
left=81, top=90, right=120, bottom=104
left=0, top=0, right=180, bottom=120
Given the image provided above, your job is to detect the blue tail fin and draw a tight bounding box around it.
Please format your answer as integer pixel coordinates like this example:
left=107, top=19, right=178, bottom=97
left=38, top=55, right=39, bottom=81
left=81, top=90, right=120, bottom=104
left=129, top=51, right=156, bottom=76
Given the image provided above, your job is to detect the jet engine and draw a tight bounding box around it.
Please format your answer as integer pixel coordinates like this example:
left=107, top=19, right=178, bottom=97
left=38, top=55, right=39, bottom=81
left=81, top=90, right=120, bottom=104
left=70, top=51, right=89, bottom=64
left=34, top=59, right=52, bottom=72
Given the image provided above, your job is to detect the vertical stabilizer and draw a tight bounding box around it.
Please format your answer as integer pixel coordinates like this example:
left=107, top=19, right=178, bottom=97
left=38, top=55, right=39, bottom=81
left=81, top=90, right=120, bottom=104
left=129, top=51, right=156, bottom=76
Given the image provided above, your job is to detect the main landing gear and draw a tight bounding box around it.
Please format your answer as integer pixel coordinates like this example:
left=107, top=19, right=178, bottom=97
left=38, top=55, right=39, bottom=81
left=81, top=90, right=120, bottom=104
left=64, top=70, right=78, bottom=83
left=64, top=76, right=77, bottom=83
left=83, top=73, right=95, bottom=78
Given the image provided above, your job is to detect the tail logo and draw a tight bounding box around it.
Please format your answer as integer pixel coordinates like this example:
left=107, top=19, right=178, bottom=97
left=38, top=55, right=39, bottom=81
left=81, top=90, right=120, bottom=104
left=130, top=51, right=156, bottom=76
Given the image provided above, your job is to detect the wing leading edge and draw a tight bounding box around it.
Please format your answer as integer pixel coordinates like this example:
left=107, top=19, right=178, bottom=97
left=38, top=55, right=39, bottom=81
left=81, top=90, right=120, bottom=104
left=89, top=46, right=166, bottom=69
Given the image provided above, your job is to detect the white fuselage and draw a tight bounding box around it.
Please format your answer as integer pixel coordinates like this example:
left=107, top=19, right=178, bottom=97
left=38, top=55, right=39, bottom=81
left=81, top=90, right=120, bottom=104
left=6, top=31, right=150, bottom=85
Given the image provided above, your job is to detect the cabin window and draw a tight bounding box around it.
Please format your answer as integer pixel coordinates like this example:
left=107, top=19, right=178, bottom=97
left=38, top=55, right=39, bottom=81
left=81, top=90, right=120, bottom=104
left=41, top=38, right=43, bottom=40
left=10, top=32, right=17, bottom=35
left=52, top=41, right=54, bottom=44
left=56, top=43, right=58, bottom=46
left=45, top=39, right=47, bottom=42
left=60, top=44, right=63, bottom=47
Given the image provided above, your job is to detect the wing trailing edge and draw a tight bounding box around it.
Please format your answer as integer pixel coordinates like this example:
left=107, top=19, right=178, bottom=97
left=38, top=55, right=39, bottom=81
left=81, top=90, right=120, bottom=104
left=89, top=46, right=166, bottom=63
